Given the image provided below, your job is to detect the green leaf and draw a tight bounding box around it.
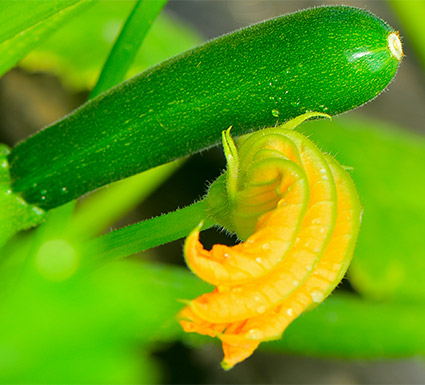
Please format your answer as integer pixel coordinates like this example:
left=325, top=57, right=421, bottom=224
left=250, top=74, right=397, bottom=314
left=0, top=0, right=79, bottom=44
left=0, top=259, right=208, bottom=383
left=0, top=0, right=94, bottom=78
left=3, top=250, right=424, bottom=380
left=21, top=0, right=203, bottom=90
left=0, top=260, right=166, bottom=383
left=91, top=260, right=211, bottom=341
left=94, top=262, right=425, bottom=360
left=90, top=0, right=168, bottom=98
left=298, top=116, right=425, bottom=302
left=124, top=262, right=425, bottom=359
left=99, top=262, right=425, bottom=360
left=389, top=0, right=425, bottom=72
left=65, top=162, right=181, bottom=240
left=266, top=293, right=425, bottom=358
left=0, top=145, right=45, bottom=248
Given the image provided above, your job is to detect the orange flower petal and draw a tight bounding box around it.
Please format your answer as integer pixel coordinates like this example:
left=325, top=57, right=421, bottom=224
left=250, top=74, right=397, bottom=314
left=179, top=113, right=362, bottom=369
left=201, top=156, right=362, bottom=351
left=184, top=160, right=309, bottom=287
left=189, top=132, right=337, bottom=323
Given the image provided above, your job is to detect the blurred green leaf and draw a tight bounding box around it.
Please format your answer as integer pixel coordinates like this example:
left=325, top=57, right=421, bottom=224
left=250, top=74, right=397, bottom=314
left=0, top=145, right=45, bottom=248
left=100, top=262, right=425, bottom=360
left=92, top=261, right=211, bottom=341
left=0, top=259, right=209, bottom=383
left=129, top=262, right=425, bottom=359
left=66, top=162, right=181, bottom=240
left=389, top=0, right=425, bottom=72
left=21, top=0, right=203, bottom=90
left=3, top=249, right=425, bottom=382
left=267, top=293, right=425, bottom=358
left=0, top=268, right=143, bottom=382
left=0, top=0, right=94, bottom=78
left=0, top=0, right=80, bottom=44
left=298, top=116, right=425, bottom=302
left=90, top=0, right=168, bottom=98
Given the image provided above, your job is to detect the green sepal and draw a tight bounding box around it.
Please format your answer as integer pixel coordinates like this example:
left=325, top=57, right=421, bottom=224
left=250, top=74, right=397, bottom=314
left=222, top=127, right=239, bottom=206
left=0, top=144, right=45, bottom=249
left=205, top=173, right=234, bottom=234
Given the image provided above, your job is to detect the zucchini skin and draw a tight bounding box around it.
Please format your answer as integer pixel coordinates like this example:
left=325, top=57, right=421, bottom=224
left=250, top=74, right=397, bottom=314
left=9, top=5, right=400, bottom=209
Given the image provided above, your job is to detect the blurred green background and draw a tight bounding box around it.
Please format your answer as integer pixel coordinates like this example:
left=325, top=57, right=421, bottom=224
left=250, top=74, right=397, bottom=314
left=0, top=0, right=425, bottom=383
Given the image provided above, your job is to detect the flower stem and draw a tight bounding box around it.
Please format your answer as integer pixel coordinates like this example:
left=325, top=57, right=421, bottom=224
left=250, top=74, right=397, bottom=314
left=82, top=199, right=215, bottom=273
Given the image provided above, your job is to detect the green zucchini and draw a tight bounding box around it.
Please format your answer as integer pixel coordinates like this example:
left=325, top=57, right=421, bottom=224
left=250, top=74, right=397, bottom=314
left=8, top=5, right=402, bottom=209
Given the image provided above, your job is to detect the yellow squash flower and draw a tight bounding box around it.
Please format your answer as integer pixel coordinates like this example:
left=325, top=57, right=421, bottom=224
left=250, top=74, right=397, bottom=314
left=179, top=113, right=362, bottom=369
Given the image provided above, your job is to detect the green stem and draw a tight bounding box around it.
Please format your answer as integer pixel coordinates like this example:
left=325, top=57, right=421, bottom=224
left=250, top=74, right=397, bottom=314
left=90, top=0, right=168, bottom=98
left=81, top=199, right=215, bottom=273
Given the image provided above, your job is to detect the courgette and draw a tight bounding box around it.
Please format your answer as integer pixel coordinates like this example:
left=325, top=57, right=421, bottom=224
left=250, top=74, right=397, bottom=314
left=8, top=5, right=402, bottom=209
